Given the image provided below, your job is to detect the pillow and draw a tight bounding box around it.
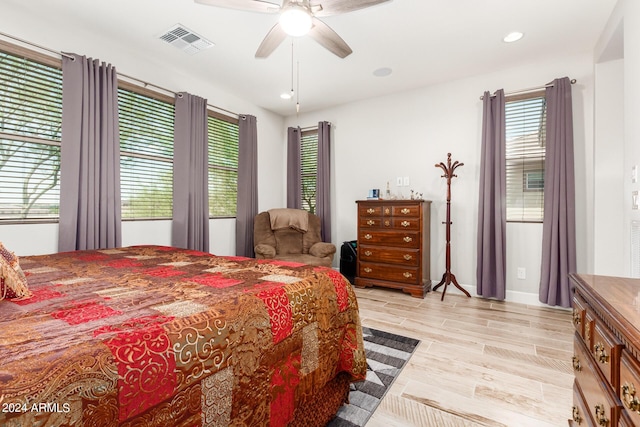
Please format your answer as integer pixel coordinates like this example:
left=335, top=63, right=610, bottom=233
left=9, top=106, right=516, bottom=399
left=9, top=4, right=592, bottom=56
left=0, top=242, right=32, bottom=301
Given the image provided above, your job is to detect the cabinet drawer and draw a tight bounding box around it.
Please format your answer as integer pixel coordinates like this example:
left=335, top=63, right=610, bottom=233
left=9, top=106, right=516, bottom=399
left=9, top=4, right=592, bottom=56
left=591, top=320, right=622, bottom=389
left=571, top=382, right=593, bottom=426
left=573, top=292, right=587, bottom=339
left=358, top=262, right=420, bottom=284
left=359, top=231, right=420, bottom=249
left=358, top=205, right=382, bottom=217
left=359, top=245, right=419, bottom=266
left=574, top=335, right=620, bottom=427
left=620, top=350, right=640, bottom=426
left=392, top=204, right=420, bottom=217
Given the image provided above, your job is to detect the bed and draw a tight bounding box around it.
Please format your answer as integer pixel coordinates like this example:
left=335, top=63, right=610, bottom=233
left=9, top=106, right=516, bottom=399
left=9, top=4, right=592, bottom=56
left=0, top=245, right=366, bottom=426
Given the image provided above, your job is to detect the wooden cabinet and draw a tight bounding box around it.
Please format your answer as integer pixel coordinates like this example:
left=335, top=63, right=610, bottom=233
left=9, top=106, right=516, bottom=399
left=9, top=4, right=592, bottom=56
left=354, top=200, right=431, bottom=298
left=570, top=274, right=640, bottom=426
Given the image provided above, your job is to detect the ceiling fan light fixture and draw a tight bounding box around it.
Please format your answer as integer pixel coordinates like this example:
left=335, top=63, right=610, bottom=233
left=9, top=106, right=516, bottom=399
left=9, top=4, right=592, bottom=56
left=279, top=6, right=313, bottom=37
left=503, top=31, right=524, bottom=43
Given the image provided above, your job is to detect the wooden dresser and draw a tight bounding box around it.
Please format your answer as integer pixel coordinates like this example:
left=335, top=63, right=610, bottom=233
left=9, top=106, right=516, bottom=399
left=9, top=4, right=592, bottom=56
left=354, top=199, right=431, bottom=298
left=570, top=274, right=640, bottom=426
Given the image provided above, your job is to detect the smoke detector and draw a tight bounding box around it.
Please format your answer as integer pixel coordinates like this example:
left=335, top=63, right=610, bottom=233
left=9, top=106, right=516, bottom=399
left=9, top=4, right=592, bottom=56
left=158, top=24, right=214, bottom=54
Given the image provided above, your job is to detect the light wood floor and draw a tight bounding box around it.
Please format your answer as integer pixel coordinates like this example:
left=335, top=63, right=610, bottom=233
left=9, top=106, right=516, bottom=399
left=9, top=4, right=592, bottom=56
left=354, top=286, right=574, bottom=427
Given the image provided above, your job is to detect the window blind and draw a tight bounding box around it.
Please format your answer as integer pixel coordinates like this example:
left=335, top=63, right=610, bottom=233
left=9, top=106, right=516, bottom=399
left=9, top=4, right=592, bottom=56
left=505, top=94, right=547, bottom=222
left=0, top=51, right=62, bottom=221
left=118, top=88, right=174, bottom=219
left=300, top=129, right=318, bottom=214
left=207, top=115, right=239, bottom=217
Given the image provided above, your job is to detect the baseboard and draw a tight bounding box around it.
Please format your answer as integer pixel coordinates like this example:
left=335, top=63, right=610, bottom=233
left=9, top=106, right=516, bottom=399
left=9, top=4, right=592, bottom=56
left=429, top=281, right=570, bottom=310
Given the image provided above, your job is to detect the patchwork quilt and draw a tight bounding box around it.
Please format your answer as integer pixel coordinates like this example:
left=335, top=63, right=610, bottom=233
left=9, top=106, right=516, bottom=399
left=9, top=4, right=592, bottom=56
left=0, top=246, right=366, bottom=426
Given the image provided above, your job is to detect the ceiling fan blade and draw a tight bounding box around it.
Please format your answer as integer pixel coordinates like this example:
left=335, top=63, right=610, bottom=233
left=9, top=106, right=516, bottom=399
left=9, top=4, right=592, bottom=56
left=308, top=17, right=352, bottom=58
left=310, top=0, right=391, bottom=17
left=194, top=0, right=281, bottom=13
left=255, top=23, right=288, bottom=58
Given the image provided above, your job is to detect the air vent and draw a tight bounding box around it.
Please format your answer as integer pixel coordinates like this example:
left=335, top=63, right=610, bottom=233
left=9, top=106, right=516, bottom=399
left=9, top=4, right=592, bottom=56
left=158, top=24, right=214, bottom=55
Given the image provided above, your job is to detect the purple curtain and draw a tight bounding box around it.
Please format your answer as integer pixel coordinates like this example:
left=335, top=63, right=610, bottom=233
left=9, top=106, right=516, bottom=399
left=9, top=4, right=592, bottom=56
left=316, top=121, right=332, bottom=242
left=539, top=77, right=576, bottom=307
left=287, top=126, right=302, bottom=209
left=59, top=53, right=121, bottom=252
left=236, top=114, right=258, bottom=257
left=172, top=92, right=209, bottom=252
left=476, top=89, right=506, bottom=300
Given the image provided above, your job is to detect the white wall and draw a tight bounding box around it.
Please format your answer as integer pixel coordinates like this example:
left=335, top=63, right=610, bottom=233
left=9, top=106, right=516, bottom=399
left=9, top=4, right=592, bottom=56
left=286, top=53, right=595, bottom=305
left=594, top=0, right=640, bottom=277
left=0, top=4, right=286, bottom=257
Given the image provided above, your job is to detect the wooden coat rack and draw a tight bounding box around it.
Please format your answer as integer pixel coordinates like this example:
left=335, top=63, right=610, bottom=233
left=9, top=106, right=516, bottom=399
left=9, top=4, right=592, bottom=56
left=433, top=153, right=471, bottom=301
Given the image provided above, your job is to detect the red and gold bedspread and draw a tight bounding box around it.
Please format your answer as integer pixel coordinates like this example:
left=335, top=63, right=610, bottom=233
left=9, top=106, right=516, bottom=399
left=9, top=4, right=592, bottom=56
left=0, top=246, right=366, bottom=426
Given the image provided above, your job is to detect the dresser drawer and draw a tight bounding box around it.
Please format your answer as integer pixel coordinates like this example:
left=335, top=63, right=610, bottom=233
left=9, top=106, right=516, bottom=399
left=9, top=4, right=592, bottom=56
left=358, top=262, right=420, bottom=284
left=591, top=319, right=622, bottom=389
left=571, top=382, right=593, bottom=426
left=358, top=205, right=383, bottom=217
left=359, top=245, right=419, bottom=266
left=391, top=204, right=420, bottom=217
left=360, top=217, right=382, bottom=228
left=573, top=292, right=587, bottom=339
left=574, top=335, right=620, bottom=427
left=359, top=231, right=420, bottom=249
left=390, top=218, right=420, bottom=230
left=620, top=350, right=640, bottom=426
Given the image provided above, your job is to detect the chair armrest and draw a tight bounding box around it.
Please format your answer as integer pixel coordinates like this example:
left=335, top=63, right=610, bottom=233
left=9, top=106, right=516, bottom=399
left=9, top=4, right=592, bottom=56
left=309, top=242, right=336, bottom=258
left=254, top=244, right=276, bottom=258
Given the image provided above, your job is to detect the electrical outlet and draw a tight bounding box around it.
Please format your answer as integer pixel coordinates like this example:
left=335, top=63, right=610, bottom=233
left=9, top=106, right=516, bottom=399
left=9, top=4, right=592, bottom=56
left=396, top=176, right=403, bottom=186
left=403, top=176, right=410, bottom=186
left=517, top=267, right=526, bottom=280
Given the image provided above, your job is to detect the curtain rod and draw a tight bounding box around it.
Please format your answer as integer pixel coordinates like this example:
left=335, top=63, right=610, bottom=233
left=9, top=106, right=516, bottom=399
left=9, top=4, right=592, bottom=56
left=0, top=31, right=239, bottom=119
left=479, top=78, right=577, bottom=100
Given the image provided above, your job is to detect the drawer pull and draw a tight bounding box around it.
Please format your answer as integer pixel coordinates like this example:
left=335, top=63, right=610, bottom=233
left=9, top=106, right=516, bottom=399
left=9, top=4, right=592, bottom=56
left=384, top=220, right=390, bottom=226
left=367, top=220, right=375, bottom=226
left=384, top=208, right=390, bottom=215
left=403, top=254, right=413, bottom=261
left=364, top=250, right=372, bottom=256
left=403, top=272, right=413, bottom=278
left=366, top=208, right=375, bottom=214
left=572, top=309, right=581, bottom=326
left=400, top=208, right=410, bottom=215
left=363, top=267, right=372, bottom=273
left=571, top=355, right=581, bottom=372
left=401, top=220, right=410, bottom=227
left=571, top=406, right=582, bottom=424
left=594, top=342, right=609, bottom=364
left=403, top=236, right=413, bottom=243
left=622, top=382, right=640, bottom=413
left=364, top=234, right=372, bottom=240
left=594, top=404, right=608, bottom=426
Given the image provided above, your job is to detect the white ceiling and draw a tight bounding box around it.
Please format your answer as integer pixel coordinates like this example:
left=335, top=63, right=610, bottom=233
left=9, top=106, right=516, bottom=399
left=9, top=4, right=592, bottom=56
left=3, top=0, right=618, bottom=117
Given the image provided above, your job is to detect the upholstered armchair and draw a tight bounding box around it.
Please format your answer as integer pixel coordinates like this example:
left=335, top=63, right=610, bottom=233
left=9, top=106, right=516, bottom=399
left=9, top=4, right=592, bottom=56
left=253, top=209, right=336, bottom=267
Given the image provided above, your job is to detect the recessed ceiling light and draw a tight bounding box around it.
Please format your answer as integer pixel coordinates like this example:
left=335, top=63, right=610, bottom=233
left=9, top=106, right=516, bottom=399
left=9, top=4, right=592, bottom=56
left=373, top=67, right=392, bottom=77
left=280, top=92, right=293, bottom=100
left=503, top=31, right=524, bottom=43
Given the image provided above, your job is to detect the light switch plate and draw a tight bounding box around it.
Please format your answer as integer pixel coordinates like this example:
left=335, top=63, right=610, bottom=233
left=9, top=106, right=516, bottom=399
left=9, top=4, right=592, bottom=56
left=403, top=176, right=410, bottom=186
left=633, top=165, right=638, bottom=184
left=396, top=176, right=403, bottom=186
left=633, top=191, right=639, bottom=210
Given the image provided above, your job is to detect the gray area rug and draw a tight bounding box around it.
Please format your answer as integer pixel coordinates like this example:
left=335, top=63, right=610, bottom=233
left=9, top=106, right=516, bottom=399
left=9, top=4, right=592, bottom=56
left=327, top=327, right=420, bottom=427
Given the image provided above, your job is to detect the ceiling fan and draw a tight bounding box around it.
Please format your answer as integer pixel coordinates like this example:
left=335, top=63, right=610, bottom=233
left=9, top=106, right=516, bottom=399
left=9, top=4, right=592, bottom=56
left=194, top=0, right=391, bottom=58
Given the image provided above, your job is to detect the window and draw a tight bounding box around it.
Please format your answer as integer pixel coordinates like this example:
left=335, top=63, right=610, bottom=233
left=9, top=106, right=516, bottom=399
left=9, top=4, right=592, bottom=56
left=300, top=128, right=318, bottom=214
left=118, top=87, right=175, bottom=219
left=505, top=92, right=547, bottom=222
left=207, top=113, right=239, bottom=217
left=0, top=49, right=62, bottom=222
